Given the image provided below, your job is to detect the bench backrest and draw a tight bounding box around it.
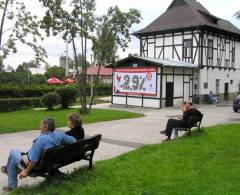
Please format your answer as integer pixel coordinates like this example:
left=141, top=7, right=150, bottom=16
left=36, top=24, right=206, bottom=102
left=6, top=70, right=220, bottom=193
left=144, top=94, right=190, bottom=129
left=37, top=134, right=102, bottom=170
left=188, top=113, right=203, bottom=127
left=191, top=113, right=203, bottom=127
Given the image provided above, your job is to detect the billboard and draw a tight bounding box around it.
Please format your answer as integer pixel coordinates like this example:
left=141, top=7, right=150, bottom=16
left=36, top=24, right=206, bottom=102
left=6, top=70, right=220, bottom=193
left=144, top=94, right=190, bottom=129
left=113, top=67, right=157, bottom=96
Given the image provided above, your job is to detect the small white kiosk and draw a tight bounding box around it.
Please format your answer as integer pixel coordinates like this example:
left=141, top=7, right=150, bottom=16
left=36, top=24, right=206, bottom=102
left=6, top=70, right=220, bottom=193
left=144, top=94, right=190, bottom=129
left=109, top=56, right=198, bottom=108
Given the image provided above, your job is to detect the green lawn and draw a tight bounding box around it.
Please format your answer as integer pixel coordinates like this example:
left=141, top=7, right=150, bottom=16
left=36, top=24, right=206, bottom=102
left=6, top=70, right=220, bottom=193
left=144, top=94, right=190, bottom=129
left=0, top=109, right=143, bottom=134
left=13, top=124, right=240, bottom=195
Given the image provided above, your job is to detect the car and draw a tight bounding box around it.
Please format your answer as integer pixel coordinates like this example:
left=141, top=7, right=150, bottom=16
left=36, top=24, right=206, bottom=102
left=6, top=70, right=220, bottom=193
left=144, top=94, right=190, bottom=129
left=233, top=95, right=240, bottom=112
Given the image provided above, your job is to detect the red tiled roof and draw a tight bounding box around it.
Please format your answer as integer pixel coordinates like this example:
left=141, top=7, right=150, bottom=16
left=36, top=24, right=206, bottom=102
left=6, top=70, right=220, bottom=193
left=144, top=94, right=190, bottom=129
left=87, top=66, right=112, bottom=76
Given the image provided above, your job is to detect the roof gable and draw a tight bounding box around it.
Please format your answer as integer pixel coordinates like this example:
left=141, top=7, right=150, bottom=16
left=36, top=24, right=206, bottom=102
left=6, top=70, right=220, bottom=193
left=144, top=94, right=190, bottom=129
left=135, top=0, right=240, bottom=37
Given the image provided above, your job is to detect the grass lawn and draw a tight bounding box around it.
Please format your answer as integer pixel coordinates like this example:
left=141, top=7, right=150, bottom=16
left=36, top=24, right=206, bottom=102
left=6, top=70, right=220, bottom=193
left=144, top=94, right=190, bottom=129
left=0, top=109, right=143, bottom=134
left=13, top=124, right=240, bottom=195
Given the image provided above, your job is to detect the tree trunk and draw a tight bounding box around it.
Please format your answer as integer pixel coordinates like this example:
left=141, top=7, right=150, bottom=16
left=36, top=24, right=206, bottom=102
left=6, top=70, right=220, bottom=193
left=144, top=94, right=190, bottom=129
left=0, top=0, right=9, bottom=47
left=79, top=0, right=88, bottom=114
left=72, top=36, right=84, bottom=111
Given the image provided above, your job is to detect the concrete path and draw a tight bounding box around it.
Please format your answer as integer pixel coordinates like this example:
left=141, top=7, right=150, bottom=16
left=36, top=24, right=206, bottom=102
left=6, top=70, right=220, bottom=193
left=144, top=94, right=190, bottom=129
left=0, top=103, right=239, bottom=193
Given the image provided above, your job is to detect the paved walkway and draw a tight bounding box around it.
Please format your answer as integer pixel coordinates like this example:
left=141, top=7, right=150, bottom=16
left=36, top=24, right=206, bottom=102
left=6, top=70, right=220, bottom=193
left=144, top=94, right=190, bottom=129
left=0, top=103, right=239, bottom=193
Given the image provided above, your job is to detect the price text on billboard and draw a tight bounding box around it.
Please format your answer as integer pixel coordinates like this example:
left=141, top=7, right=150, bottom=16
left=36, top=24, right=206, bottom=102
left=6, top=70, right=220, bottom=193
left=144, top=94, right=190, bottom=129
left=113, top=67, right=157, bottom=96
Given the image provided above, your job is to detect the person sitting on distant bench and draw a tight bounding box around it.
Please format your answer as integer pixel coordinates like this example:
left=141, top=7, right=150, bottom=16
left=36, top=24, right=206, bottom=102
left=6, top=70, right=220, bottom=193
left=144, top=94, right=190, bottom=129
left=160, top=102, right=202, bottom=141
left=65, top=113, right=85, bottom=140
left=208, top=91, right=219, bottom=104
left=1, top=118, right=76, bottom=192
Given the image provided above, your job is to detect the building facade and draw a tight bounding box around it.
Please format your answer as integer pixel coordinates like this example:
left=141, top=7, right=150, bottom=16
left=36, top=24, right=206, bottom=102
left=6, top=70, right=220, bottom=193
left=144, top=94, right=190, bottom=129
left=111, top=56, right=197, bottom=108
left=135, top=0, right=240, bottom=102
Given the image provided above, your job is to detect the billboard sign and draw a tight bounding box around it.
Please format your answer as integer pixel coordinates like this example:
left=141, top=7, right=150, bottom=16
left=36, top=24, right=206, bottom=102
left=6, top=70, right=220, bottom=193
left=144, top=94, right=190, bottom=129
left=113, top=67, right=157, bottom=96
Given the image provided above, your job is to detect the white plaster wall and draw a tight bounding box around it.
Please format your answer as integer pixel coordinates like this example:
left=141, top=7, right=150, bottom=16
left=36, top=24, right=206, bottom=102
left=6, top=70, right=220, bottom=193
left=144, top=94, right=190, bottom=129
left=143, top=99, right=160, bottom=108
left=112, top=96, right=126, bottom=105
left=199, top=68, right=240, bottom=95
left=156, top=37, right=163, bottom=46
left=235, top=41, right=240, bottom=69
left=127, top=98, right=142, bottom=107
left=174, top=76, right=183, bottom=97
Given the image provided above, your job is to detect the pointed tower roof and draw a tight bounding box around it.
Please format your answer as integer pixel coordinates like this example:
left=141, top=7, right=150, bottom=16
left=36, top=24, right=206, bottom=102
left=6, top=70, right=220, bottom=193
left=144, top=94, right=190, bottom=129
left=135, top=0, right=240, bottom=37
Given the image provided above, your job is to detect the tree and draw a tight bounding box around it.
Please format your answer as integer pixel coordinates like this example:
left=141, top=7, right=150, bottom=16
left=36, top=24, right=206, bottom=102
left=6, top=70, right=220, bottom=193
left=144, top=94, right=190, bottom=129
left=39, top=0, right=96, bottom=113
left=77, top=53, right=91, bottom=68
left=0, top=0, right=47, bottom=70
left=39, top=1, right=141, bottom=113
left=90, top=6, right=141, bottom=108
left=16, top=64, right=29, bottom=73
left=235, top=11, right=240, bottom=20
left=45, top=66, right=65, bottom=80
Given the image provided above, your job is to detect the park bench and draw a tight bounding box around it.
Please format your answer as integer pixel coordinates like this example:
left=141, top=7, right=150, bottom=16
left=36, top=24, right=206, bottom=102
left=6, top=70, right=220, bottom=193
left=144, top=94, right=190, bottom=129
left=176, top=113, right=203, bottom=135
left=29, top=134, right=102, bottom=178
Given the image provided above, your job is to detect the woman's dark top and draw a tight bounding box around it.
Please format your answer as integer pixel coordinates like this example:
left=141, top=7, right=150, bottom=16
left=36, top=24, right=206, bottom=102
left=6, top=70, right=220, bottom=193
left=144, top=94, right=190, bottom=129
left=65, top=126, right=85, bottom=140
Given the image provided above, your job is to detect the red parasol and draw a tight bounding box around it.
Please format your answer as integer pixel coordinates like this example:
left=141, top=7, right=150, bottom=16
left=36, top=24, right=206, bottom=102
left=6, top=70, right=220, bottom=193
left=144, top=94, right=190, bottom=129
left=65, top=78, right=76, bottom=84
left=47, top=77, right=65, bottom=85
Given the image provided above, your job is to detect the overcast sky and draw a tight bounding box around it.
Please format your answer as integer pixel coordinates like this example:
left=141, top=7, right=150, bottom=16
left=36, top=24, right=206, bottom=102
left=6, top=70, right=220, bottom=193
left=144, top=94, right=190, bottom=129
left=3, top=0, right=240, bottom=68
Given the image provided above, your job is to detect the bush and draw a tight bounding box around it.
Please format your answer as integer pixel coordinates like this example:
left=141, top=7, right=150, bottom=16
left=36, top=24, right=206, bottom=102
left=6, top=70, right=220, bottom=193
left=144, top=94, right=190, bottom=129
left=0, top=84, right=61, bottom=98
left=0, top=72, right=27, bottom=85
left=0, top=83, right=112, bottom=99
left=30, top=74, right=47, bottom=84
left=82, top=83, right=112, bottom=96
left=41, top=92, right=61, bottom=110
left=0, top=98, right=42, bottom=112
left=56, top=86, right=78, bottom=109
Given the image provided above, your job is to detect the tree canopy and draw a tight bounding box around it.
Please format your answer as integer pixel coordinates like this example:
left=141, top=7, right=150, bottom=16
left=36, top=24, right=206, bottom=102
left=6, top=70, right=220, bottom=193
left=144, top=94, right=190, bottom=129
left=0, top=0, right=47, bottom=70
left=45, top=66, right=65, bottom=80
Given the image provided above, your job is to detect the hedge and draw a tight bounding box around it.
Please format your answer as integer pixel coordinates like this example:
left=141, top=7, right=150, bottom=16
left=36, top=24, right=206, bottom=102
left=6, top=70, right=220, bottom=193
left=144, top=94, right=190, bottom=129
left=0, top=98, right=43, bottom=112
left=85, top=84, right=112, bottom=96
left=0, top=84, right=61, bottom=98
left=0, top=83, right=112, bottom=98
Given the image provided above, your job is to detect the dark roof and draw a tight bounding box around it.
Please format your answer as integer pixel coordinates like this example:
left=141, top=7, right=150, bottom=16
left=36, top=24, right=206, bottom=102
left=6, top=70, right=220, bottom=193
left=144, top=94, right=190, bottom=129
left=106, top=56, right=198, bottom=69
left=135, top=0, right=240, bottom=37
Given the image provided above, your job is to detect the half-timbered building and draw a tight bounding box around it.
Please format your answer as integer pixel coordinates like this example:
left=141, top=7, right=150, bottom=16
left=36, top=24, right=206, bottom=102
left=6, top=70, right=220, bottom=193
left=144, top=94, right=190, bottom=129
left=110, top=0, right=240, bottom=108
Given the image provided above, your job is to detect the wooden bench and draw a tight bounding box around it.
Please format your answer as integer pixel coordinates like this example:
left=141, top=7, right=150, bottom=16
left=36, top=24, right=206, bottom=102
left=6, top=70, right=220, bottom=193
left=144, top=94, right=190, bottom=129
left=29, top=134, right=102, bottom=178
left=176, top=113, right=203, bottom=134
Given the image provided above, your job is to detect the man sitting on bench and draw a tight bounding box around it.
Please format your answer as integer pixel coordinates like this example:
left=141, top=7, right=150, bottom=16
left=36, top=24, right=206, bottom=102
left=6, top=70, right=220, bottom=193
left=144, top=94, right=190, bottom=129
left=1, top=118, right=76, bottom=192
left=160, top=101, right=202, bottom=141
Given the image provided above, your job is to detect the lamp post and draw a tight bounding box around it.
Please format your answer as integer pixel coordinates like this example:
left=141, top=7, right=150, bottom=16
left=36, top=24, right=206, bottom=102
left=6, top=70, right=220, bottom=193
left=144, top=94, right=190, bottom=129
left=65, top=41, right=69, bottom=78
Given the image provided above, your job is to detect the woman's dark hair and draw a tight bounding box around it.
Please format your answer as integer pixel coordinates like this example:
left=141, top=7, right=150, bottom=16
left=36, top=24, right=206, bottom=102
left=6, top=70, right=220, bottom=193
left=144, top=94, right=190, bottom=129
left=68, top=113, right=82, bottom=128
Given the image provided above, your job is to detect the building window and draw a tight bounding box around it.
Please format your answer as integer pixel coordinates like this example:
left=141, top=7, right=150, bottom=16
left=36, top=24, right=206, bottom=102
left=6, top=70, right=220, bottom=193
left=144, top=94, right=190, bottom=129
left=183, top=39, right=192, bottom=59
left=216, top=79, right=220, bottom=94
left=204, top=82, right=208, bottom=89
left=232, top=48, right=235, bottom=62
left=230, top=80, right=234, bottom=85
left=207, top=39, right=213, bottom=59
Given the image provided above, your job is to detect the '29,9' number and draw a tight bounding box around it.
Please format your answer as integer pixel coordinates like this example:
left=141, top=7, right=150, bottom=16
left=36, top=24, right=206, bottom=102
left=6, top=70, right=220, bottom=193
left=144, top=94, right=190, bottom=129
left=123, top=75, right=146, bottom=91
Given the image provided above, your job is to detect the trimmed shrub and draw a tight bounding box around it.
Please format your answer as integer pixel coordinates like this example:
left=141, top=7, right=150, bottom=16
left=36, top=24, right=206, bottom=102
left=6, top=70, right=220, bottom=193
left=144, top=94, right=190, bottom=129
left=0, top=83, right=112, bottom=99
left=0, top=84, right=61, bottom=98
left=0, top=98, right=42, bottom=112
left=56, top=86, right=78, bottom=109
left=41, top=92, right=61, bottom=110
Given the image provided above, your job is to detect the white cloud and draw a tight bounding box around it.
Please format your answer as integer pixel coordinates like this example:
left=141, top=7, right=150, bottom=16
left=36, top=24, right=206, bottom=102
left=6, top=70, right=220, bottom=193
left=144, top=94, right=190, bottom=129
left=3, top=0, right=240, bottom=68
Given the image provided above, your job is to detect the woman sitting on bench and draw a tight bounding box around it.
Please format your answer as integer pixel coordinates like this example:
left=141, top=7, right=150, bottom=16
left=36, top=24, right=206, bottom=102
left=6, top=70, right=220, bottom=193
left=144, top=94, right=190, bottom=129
left=65, top=113, right=85, bottom=140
